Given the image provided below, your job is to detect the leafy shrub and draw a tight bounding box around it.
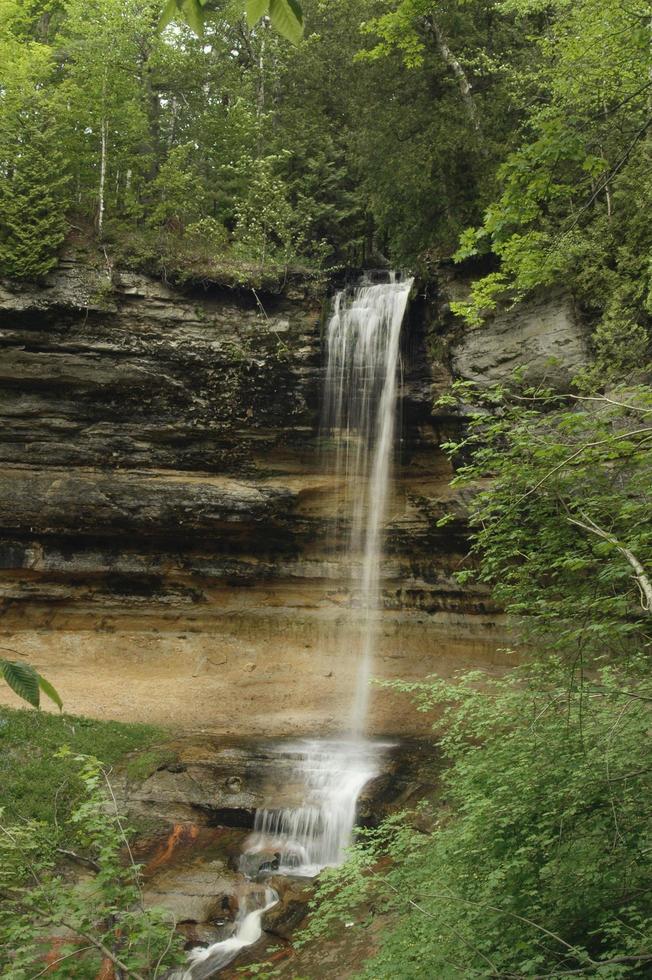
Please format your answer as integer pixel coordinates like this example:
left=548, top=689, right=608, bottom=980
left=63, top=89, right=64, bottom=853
left=0, top=754, right=184, bottom=978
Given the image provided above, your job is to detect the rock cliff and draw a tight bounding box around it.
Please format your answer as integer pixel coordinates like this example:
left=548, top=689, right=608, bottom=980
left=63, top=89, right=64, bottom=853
left=0, top=261, right=586, bottom=734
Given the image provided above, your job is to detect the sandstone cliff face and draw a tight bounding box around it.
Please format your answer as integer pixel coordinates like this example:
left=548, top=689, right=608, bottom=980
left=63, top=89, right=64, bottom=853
left=450, top=289, right=589, bottom=389
left=0, top=261, right=587, bottom=734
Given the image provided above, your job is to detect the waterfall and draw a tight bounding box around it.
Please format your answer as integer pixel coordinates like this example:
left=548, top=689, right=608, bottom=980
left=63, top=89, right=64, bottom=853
left=324, top=274, right=413, bottom=734
left=176, top=885, right=278, bottom=979
left=241, top=275, right=413, bottom=875
left=178, top=275, right=413, bottom=974
left=242, top=738, right=384, bottom=874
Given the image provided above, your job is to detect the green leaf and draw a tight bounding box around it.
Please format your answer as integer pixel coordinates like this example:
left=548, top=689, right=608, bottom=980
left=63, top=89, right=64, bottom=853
left=158, top=0, right=180, bottom=30
left=159, top=0, right=206, bottom=35
left=38, top=674, right=63, bottom=711
left=246, top=0, right=269, bottom=29
left=1, top=660, right=40, bottom=708
left=268, top=0, right=303, bottom=43
left=180, top=0, right=205, bottom=35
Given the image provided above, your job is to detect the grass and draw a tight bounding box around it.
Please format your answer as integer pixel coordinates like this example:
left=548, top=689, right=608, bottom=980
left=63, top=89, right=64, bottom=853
left=0, top=706, right=164, bottom=829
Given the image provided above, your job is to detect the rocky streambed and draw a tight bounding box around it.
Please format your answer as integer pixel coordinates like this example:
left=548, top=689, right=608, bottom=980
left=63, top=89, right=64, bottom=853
left=115, top=735, right=441, bottom=976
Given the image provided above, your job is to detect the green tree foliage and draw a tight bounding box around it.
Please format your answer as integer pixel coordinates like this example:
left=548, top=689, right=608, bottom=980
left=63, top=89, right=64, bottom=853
left=0, top=38, right=70, bottom=277
left=306, top=669, right=652, bottom=978
left=439, top=383, right=652, bottom=662
left=0, top=754, right=184, bottom=978
left=301, top=383, right=652, bottom=977
left=2, top=0, right=651, bottom=308
left=452, top=0, right=652, bottom=352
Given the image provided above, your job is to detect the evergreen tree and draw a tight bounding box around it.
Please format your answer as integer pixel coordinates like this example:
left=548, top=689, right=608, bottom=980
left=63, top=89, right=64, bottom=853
left=0, top=42, right=70, bottom=279
left=0, top=103, right=70, bottom=279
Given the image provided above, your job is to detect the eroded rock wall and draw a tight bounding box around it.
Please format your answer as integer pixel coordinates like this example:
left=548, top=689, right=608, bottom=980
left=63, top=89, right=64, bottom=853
left=0, top=261, right=550, bottom=734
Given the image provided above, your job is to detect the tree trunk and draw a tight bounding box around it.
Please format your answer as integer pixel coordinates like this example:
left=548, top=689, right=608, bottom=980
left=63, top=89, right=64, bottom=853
left=425, top=15, right=481, bottom=134
left=98, top=117, right=107, bottom=237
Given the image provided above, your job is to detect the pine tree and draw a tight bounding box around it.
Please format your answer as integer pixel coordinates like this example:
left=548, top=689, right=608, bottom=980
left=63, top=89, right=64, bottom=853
left=0, top=99, right=70, bottom=279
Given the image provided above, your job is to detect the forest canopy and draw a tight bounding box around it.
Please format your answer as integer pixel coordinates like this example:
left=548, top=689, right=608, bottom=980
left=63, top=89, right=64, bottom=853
left=1, top=2, right=652, bottom=978
left=1, top=0, right=650, bottom=361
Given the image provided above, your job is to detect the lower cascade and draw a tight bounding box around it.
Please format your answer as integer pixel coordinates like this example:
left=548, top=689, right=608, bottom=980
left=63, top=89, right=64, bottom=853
left=241, top=739, right=387, bottom=876
left=176, top=886, right=278, bottom=979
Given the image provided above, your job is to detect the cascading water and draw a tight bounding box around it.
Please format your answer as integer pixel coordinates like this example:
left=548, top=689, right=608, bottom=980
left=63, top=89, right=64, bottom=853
left=177, top=885, right=278, bottom=979
left=242, top=274, right=414, bottom=875
left=242, top=738, right=384, bottom=875
left=177, top=275, right=413, bottom=976
left=324, top=274, right=413, bottom=734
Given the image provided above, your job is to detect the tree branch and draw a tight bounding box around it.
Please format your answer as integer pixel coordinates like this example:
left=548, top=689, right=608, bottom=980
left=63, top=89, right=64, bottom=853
left=58, top=920, right=146, bottom=980
left=564, top=512, right=652, bottom=613
left=519, top=426, right=652, bottom=502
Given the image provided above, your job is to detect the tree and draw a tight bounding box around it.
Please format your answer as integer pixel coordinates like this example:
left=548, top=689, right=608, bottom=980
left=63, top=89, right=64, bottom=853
left=0, top=40, right=70, bottom=278
left=438, top=383, right=652, bottom=663
left=452, top=0, right=652, bottom=349
left=298, top=383, right=652, bottom=978
left=305, top=667, right=652, bottom=978
left=52, top=0, right=157, bottom=236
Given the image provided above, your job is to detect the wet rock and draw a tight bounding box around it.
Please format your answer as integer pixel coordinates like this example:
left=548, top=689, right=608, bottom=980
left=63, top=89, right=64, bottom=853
left=262, top=876, right=315, bottom=939
left=239, top=848, right=281, bottom=878
left=116, top=736, right=443, bottom=837
left=143, top=866, right=238, bottom=925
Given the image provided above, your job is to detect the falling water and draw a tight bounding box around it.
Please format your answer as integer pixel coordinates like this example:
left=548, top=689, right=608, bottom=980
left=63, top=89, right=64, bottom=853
left=241, top=275, right=413, bottom=875
left=324, top=274, right=414, bottom=734
left=176, top=885, right=278, bottom=979
left=175, top=277, right=412, bottom=972
left=242, top=738, right=386, bottom=875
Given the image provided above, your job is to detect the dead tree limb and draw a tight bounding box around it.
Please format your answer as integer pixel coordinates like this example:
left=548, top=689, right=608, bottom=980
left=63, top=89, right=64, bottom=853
left=424, top=14, right=481, bottom=134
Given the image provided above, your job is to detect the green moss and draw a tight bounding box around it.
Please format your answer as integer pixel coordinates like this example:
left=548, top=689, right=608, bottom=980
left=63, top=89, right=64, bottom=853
left=0, top=707, right=163, bottom=828
left=124, top=746, right=178, bottom=783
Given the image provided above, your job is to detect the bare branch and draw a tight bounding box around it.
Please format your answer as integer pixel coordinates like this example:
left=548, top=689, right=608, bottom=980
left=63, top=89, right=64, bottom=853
left=519, top=426, right=652, bottom=502
left=565, top=512, right=652, bottom=613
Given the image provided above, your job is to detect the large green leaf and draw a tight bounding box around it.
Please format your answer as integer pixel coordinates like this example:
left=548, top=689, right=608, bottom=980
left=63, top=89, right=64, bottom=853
left=1, top=660, right=40, bottom=708
left=38, top=674, right=63, bottom=711
left=246, top=0, right=268, bottom=29
left=268, top=0, right=303, bottom=43
left=158, top=0, right=179, bottom=30
left=159, top=0, right=205, bottom=35
left=180, top=0, right=205, bottom=35
left=159, top=0, right=303, bottom=42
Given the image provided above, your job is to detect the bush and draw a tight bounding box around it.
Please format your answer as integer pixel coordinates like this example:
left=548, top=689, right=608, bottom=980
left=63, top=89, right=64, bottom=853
left=0, top=754, right=184, bottom=978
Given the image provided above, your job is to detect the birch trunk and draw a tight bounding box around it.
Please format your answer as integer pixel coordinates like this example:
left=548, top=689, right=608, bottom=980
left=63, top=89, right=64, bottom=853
left=98, top=117, right=107, bottom=237
left=425, top=15, right=480, bottom=134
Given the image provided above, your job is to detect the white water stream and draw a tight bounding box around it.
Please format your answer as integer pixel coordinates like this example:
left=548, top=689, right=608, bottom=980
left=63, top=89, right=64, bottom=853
left=242, top=738, right=386, bottom=875
left=324, top=274, right=413, bottom=734
left=243, top=275, right=413, bottom=873
left=180, top=886, right=278, bottom=980
left=180, top=275, right=413, bottom=975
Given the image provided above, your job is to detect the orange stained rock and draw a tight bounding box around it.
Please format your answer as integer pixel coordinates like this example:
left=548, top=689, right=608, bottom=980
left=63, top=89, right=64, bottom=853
left=96, top=958, right=116, bottom=980
left=145, top=821, right=200, bottom=874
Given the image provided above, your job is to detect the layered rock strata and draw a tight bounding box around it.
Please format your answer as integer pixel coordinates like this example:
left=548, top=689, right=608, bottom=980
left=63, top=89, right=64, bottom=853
left=0, top=261, right=587, bottom=734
